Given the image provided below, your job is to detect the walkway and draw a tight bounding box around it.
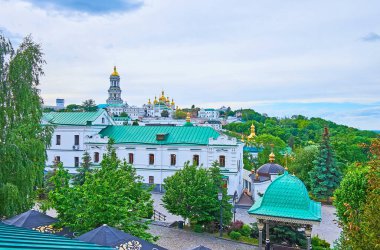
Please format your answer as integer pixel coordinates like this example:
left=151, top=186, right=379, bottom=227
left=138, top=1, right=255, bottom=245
left=148, top=224, right=257, bottom=250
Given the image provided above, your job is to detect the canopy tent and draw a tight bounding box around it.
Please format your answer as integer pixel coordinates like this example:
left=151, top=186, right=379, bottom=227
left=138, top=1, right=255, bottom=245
left=248, top=171, right=321, bottom=250
left=77, top=224, right=167, bottom=250
left=2, top=209, right=73, bottom=237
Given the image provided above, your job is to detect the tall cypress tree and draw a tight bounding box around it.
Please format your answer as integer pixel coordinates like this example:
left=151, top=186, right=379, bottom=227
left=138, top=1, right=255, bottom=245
left=0, top=35, right=51, bottom=217
left=309, top=127, right=341, bottom=200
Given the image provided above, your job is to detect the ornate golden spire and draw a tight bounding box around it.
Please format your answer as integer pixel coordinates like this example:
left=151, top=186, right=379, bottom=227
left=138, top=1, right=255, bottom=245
left=171, top=98, right=175, bottom=106
left=111, top=66, right=119, bottom=76
left=154, top=96, right=158, bottom=104
left=186, top=112, right=191, bottom=123
left=269, top=143, right=275, bottom=163
left=247, top=123, right=256, bottom=140
left=148, top=98, right=151, bottom=105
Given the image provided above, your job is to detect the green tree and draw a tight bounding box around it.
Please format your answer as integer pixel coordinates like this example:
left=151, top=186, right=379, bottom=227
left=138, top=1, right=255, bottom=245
left=0, top=34, right=52, bottom=217
left=174, top=110, right=187, bottom=119
left=161, top=110, right=169, bottom=117
left=288, top=145, right=318, bottom=189
left=72, top=151, right=93, bottom=186
left=252, top=134, right=286, bottom=166
left=82, top=99, right=97, bottom=112
left=119, top=111, right=128, bottom=117
left=49, top=140, right=154, bottom=241
left=309, top=127, right=341, bottom=200
left=162, top=162, right=232, bottom=227
left=132, top=119, right=139, bottom=126
left=334, top=164, right=368, bottom=226
left=65, top=104, right=82, bottom=112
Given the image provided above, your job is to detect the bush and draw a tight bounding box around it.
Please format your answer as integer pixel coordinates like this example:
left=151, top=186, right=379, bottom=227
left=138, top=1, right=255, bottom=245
left=312, top=236, right=330, bottom=250
left=205, top=221, right=219, bottom=233
left=240, top=224, right=251, bottom=237
left=228, top=220, right=244, bottom=234
left=229, top=231, right=241, bottom=240
left=193, top=224, right=204, bottom=233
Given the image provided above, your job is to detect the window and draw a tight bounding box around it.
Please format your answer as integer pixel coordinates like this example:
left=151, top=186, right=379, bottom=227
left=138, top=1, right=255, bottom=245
left=193, top=155, right=199, bottom=166
left=54, top=156, right=60, bottom=163
left=74, top=157, right=79, bottom=167
left=94, top=152, right=100, bottom=163
left=102, top=117, right=105, bottom=124
left=219, top=155, right=226, bottom=167
left=129, top=153, right=134, bottom=164
left=74, top=135, right=79, bottom=145
left=170, top=154, right=176, bottom=166
left=149, top=154, right=155, bottom=165
left=56, top=135, right=61, bottom=145
left=149, top=176, right=154, bottom=184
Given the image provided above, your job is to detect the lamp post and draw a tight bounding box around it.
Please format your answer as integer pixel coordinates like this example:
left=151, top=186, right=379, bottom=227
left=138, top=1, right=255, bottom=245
left=232, top=191, right=238, bottom=223
left=218, top=191, right=223, bottom=237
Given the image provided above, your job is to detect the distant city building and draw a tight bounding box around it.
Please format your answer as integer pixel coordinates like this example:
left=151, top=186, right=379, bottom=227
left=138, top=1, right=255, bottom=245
left=198, top=108, right=220, bottom=119
left=56, top=98, right=65, bottom=109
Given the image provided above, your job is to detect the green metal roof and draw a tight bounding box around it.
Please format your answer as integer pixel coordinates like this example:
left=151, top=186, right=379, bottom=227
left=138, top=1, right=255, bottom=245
left=0, top=223, right=112, bottom=249
left=99, top=126, right=221, bottom=145
left=248, top=171, right=321, bottom=222
left=43, top=110, right=105, bottom=126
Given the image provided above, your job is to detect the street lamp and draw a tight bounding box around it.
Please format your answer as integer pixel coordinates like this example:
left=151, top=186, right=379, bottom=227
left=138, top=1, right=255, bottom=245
left=218, top=191, right=223, bottom=237
left=232, top=191, right=238, bottom=223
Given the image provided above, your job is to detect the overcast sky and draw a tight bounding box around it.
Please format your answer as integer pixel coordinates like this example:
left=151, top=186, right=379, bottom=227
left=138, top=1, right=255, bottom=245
left=1, top=0, right=379, bottom=130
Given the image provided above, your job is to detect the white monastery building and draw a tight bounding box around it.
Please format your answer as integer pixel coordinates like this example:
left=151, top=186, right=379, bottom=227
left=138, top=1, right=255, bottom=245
left=43, top=109, right=244, bottom=196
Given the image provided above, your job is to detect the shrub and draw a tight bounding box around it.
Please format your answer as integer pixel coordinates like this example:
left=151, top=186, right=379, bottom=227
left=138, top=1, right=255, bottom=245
left=193, top=224, right=204, bottom=233
left=205, top=221, right=219, bottom=233
left=240, top=224, right=251, bottom=237
left=230, top=231, right=241, bottom=240
left=312, top=236, right=330, bottom=250
left=228, top=220, right=244, bottom=234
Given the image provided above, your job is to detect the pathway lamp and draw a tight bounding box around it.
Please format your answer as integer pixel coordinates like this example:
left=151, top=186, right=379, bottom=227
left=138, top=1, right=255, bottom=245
left=218, top=191, right=223, bottom=237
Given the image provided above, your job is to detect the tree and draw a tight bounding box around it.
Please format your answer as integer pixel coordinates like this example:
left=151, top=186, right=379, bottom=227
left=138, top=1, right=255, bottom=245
left=0, top=34, right=52, bottom=217
left=252, top=134, right=286, bottom=166
left=119, top=111, right=128, bottom=117
left=162, top=162, right=232, bottom=227
left=72, top=151, right=93, bottom=186
left=82, top=99, right=97, bottom=112
left=288, top=145, right=318, bottom=189
left=174, top=110, right=187, bottom=119
left=132, top=119, right=139, bottom=126
left=161, top=110, right=169, bottom=117
left=65, top=104, right=82, bottom=112
left=309, top=127, right=341, bottom=200
left=49, top=140, right=154, bottom=241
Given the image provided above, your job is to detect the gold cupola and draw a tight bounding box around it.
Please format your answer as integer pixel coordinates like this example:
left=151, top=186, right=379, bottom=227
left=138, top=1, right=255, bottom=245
left=186, top=112, right=191, bottom=123
left=171, top=98, right=175, bottom=106
left=111, top=66, right=119, bottom=76
left=269, top=144, right=275, bottom=163
left=247, top=123, right=256, bottom=140
left=148, top=98, right=151, bottom=105
left=154, top=96, right=158, bottom=104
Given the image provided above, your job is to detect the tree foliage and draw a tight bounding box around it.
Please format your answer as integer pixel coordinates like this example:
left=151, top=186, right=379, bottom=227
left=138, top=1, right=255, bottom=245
left=0, top=34, right=52, bottom=217
left=49, top=141, right=154, bottom=241
left=309, top=127, right=341, bottom=200
left=82, top=99, right=97, bottom=112
left=288, top=145, right=318, bottom=189
left=162, top=162, right=232, bottom=226
left=161, top=110, right=169, bottom=117
left=71, top=151, right=93, bottom=186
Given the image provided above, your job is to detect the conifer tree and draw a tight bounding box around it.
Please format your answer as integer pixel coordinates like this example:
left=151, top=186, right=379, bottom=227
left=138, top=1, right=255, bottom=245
left=0, top=34, right=52, bottom=217
left=309, top=127, right=341, bottom=200
left=72, top=151, right=93, bottom=186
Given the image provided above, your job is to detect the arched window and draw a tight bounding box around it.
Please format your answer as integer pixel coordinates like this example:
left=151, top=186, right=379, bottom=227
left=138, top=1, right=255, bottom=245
left=219, top=155, right=226, bottom=167
left=193, top=155, right=199, bottom=166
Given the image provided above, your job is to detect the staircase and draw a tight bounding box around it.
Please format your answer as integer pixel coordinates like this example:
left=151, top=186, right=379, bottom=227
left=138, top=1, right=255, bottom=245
left=152, top=209, right=167, bottom=221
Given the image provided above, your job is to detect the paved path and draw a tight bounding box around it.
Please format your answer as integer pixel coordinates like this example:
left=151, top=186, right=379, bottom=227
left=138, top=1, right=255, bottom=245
left=149, top=224, right=257, bottom=250
left=151, top=193, right=341, bottom=246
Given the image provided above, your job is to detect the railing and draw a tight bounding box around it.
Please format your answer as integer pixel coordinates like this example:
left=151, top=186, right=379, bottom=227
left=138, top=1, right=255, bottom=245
left=152, top=209, right=167, bottom=221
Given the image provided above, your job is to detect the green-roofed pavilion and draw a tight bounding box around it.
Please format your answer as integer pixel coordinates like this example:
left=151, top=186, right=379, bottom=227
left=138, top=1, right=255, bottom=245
left=0, top=223, right=112, bottom=249
left=247, top=171, right=321, bottom=250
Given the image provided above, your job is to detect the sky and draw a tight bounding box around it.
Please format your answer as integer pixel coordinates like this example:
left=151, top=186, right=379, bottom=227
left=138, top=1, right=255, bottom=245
left=0, top=0, right=379, bottom=130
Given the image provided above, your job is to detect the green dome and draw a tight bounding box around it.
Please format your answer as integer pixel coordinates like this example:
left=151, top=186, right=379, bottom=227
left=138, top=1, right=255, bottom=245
left=248, top=171, right=321, bottom=222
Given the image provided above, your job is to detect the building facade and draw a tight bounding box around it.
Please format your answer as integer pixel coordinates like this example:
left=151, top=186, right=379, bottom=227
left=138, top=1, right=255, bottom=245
left=43, top=110, right=244, bottom=196
left=198, top=108, right=220, bottom=119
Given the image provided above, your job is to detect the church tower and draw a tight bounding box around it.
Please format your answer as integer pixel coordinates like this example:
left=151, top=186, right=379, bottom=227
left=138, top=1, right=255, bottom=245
left=106, top=66, right=123, bottom=105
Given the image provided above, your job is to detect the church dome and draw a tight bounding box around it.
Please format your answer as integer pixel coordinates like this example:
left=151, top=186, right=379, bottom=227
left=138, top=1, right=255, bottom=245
left=111, top=66, right=119, bottom=77
left=248, top=171, right=321, bottom=222
left=257, top=163, right=284, bottom=177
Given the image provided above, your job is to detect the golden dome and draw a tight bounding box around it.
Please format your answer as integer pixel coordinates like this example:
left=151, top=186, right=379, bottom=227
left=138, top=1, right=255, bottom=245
left=154, top=96, right=158, bottom=104
left=186, top=112, right=191, bottom=123
left=171, top=98, right=175, bottom=106
left=148, top=98, right=151, bottom=105
left=247, top=123, right=256, bottom=139
left=166, top=96, right=170, bottom=102
left=269, top=152, right=275, bottom=163
left=111, top=66, right=119, bottom=76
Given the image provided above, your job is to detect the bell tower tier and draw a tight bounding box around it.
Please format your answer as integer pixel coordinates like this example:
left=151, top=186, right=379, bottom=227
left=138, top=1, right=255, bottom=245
left=106, top=66, right=123, bottom=105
